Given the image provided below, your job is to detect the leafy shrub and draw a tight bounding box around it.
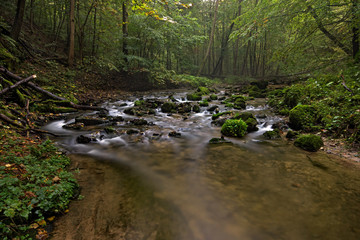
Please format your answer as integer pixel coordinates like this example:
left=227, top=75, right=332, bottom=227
left=221, top=119, right=248, bottom=137
left=0, top=133, right=78, bottom=238
left=294, top=134, right=323, bottom=152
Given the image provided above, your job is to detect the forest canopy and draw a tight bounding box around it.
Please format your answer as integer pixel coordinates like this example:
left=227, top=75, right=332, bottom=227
left=1, top=0, right=359, bottom=78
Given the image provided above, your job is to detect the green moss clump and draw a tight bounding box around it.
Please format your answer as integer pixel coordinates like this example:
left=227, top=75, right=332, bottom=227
left=134, top=100, right=145, bottom=106
left=186, top=93, right=202, bottom=101
left=263, top=129, right=281, bottom=139
left=286, top=130, right=299, bottom=139
left=212, top=111, right=232, bottom=120
left=161, top=102, right=177, bottom=113
left=210, top=94, right=218, bottom=100
left=221, top=119, right=248, bottom=137
left=197, top=86, right=211, bottom=95
left=245, top=118, right=259, bottom=132
left=289, top=105, right=316, bottom=131
left=294, top=134, right=323, bottom=152
left=192, top=104, right=200, bottom=113
left=234, top=98, right=246, bottom=109
left=199, top=100, right=209, bottom=107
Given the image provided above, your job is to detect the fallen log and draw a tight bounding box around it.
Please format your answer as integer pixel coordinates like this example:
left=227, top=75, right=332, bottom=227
left=0, top=66, right=107, bottom=112
left=0, top=112, right=58, bottom=136
left=0, top=74, right=36, bottom=95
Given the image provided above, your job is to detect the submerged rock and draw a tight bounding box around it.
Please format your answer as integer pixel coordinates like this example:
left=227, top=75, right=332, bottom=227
left=127, top=129, right=140, bottom=135
left=209, top=137, right=231, bottom=144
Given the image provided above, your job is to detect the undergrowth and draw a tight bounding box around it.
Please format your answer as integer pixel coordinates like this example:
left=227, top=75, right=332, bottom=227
left=0, top=129, right=78, bottom=239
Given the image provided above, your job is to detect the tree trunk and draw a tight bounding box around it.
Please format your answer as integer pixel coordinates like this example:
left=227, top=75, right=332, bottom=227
left=122, top=1, right=129, bottom=63
left=68, top=0, right=75, bottom=66
left=352, top=0, right=359, bottom=61
left=11, top=0, right=26, bottom=41
left=92, top=5, right=97, bottom=56
left=308, top=5, right=352, bottom=56
left=197, top=0, right=220, bottom=76
left=29, top=0, right=34, bottom=33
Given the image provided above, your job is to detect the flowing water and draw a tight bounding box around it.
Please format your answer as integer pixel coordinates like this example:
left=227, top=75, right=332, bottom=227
left=46, top=91, right=360, bottom=240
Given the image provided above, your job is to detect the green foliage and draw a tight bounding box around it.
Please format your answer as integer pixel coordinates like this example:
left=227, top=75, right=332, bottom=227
left=263, top=129, right=281, bottom=139
left=294, top=134, right=324, bottom=152
left=186, top=93, right=202, bottom=101
left=221, top=119, right=248, bottom=138
left=212, top=111, right=232, bottom=120
left=0, top=132, right=78, bottom=238
left=289, top=105, right=317, bottom=131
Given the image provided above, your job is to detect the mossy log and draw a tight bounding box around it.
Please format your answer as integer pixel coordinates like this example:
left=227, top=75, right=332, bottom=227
left=0, top=66, right=106, bottom=111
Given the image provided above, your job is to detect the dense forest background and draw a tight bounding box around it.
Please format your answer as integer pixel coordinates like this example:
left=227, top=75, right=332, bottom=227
left=1, top=0, right=359, bottom=79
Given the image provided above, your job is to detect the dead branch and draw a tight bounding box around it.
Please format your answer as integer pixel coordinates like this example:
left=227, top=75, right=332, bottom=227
left=0, top=66, right=107, bottom=112
left=0, top=74, right=37, bottom=95
left=0, top=113, right=24, bottom=128
left=341, top=75, right=354, bottom=95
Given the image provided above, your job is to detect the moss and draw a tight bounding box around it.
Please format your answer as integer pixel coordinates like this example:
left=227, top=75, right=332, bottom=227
left=134, top=100, right=145, bottom=106
left=186, top=93, right=202, bottom=101
left=221, top=119, right=248, bottom=137
left=199, top=100, right=209, bottom=107
left=294, top=134, right=323, bottom=152
left=233, top=98, right=246, bottom=109
left=245, top=118, right=259, bottom=132
left=263, top=129, right=281, bottom=139
left=212, top=111, right=232, bottom=120
left=286, top=130, right=299, bottom=139
left=197, top=86, right=211, bottom=95
left=225, top=103, right=234, bottom=108
left=161, top=102, right=177, bottom=113
left=209, top=137, right=231, bottom=144
left=192, top=104, right=200, bottom=113
left=289, top=105, right=316, bottom=131
left=209, top=94, right=218, bottom=100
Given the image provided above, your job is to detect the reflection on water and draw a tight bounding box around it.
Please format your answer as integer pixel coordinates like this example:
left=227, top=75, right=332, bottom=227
left=47, top=91, right=360, bottom=240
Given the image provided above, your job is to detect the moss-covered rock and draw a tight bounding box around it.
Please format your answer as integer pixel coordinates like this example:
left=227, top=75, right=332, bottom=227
left=192, top=104, right=200, bottom=113
left=212, top=111, right=232, bottom=120
left=263, top=129, right=281, bottom=139
left=245, top=118, right=259, bottom=132
left=186, top=93, right=202, bottom=101
left=197, top=86, right=211, bottom=95
left=209, top=94, right=218, bottom=100
left=294, top=134, right=323, bottom=152
left=161, top=102, right=177, bottom=113
left=286, top=130, right=299, bottom=139
left=199, top=100, right=209, bottom=107
left=233, top=98, right=246, bottom=109
left=221, top=119, right=248, bottom=137
left=289, top=105, right=316, bottom=130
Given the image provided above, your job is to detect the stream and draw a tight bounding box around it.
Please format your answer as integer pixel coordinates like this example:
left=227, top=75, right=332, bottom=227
left=45, top=90, right=360, bottom=240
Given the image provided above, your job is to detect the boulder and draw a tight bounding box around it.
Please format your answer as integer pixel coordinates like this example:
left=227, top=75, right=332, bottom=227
left=294, top=134, right=323, bottom=152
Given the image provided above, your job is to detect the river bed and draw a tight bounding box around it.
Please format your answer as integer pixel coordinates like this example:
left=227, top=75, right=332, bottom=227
left=47, top=90, right=360, bottom=240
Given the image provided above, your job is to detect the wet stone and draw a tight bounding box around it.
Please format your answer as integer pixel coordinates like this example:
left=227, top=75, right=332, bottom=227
left=76, top=134, right=97, bottom=144
left=169, top=131, right=181, bottom=138
left=131, top=119, right=148, bottom=126
left=63, top=122, right=84, bottom=130
left=75, top=116, right=108, bottom=126
left=127, top=129, right=140, bottom=135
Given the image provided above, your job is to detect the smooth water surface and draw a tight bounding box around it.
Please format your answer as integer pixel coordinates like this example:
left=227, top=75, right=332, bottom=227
left=47, top=91, right=360, bottom=240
